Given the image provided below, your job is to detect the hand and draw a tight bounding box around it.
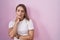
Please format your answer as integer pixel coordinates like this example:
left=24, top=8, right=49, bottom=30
left=19, top=36, right=23, bottom=40
left=16, top=15, right=22, bottom=20
left=15, top=34, right=19, bottom=39
left=15, top=15, right=22, bottom=23
left=9, top=30, right=15, bottom=38
left=19, top=36, right=27, bottom=40
left=15, top=18, right=21, bottom=24
left=15, top=33, right=21, bottom=39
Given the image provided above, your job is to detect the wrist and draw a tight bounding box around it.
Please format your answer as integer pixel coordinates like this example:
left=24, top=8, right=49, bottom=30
left=15, top=20, right=19, bottom=24
left=16, top=34, right=21, bottom=39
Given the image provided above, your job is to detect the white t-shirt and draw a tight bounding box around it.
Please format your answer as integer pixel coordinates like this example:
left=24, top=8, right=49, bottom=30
left=9, top=18, right=34, bottom=40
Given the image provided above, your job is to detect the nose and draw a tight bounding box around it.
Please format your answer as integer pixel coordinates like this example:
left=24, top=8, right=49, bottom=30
left=19, top=13, right=22, bottom=16
left=19, top=11, right=22, bottom=15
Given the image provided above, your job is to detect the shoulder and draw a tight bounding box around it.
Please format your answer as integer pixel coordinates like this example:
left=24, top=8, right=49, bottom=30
left=9, top=20, right=15, bottom=28
left=26, top=19, right=34, bottom=26
left=9, top=19, right=15, bottom=24
left=9, top=20, right=15, bottom=24
left=26, top=19, right=33, bottom=23
left=26, top=19, right=34, bottom=30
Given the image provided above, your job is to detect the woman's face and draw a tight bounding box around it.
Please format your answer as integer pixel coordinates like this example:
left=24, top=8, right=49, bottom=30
left=16, top=6, right=25, bottom=19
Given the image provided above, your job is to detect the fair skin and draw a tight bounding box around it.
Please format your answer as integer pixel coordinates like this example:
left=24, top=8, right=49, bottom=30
left=8, top=6, right=34, bottom=40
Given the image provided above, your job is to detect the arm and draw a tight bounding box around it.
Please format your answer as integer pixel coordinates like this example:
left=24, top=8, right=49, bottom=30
left=8, top=27, right=14, bottom=38
left=8, top=27, right=13, bottom=34
left=19, top=30, right=34, bottom=40
left=8, top=19, right=19, bottom=38
left=8, top=22, right=18, bottom=38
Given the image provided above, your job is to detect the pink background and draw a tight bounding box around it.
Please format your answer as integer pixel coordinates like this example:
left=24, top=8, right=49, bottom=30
left=0, top=0, right=60, bottom=40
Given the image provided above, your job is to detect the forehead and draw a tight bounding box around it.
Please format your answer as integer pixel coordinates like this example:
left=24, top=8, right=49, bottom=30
left=17, top=6, right=24, bottom=10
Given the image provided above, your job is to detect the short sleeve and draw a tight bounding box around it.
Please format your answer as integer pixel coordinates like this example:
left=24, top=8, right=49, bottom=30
left=27, top=19, right=34, bottom=30
left=9, top=21, right=14, bottom=28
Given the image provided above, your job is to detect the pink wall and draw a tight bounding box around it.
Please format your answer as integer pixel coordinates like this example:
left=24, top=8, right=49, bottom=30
left=0, top=0, right=60, bottom=40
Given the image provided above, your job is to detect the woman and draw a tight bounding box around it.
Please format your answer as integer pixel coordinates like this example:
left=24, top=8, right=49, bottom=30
left=8, top=4, right=34, bottom=40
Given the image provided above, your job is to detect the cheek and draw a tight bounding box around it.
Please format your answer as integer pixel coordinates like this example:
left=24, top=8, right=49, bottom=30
left=16, top=12, right=21, bottom=15
left=21, top=13, right=25, bottom=17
